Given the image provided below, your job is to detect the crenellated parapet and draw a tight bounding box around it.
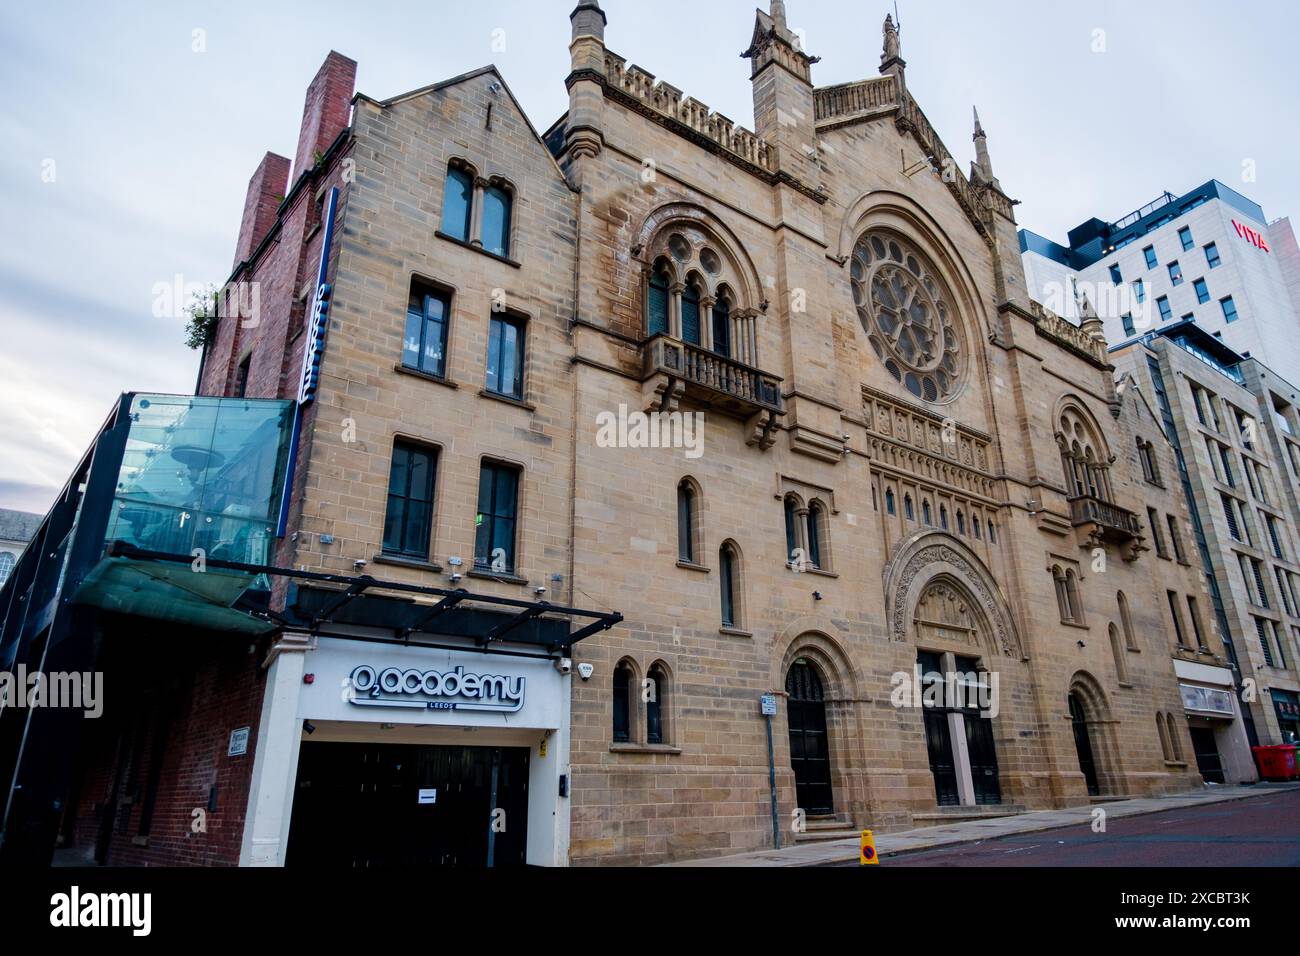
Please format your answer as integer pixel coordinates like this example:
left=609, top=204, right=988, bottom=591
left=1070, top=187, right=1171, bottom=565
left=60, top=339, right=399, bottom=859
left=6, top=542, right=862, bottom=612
left=602, top=50, right=784, bottom=180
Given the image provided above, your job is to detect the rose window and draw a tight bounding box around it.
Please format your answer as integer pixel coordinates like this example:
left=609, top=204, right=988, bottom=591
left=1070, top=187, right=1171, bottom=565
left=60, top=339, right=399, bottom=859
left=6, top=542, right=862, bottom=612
left=851, top=232, right=963, bottom=403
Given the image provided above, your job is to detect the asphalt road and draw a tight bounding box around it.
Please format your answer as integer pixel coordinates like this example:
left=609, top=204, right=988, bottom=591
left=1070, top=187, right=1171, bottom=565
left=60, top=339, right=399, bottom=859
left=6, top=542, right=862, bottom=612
left=861, top=788, right=1300, bottom=866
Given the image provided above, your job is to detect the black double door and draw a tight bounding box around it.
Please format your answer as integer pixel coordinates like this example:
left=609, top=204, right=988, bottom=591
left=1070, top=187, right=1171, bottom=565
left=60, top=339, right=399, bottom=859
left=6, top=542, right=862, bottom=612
left=1069, top=693, right=1101, bottom=796
left=963, top=712, right=1002, bottom=805
left=923, top=709, right=960, bottom=806
left=287, top=741, right=529, bottom=867
left=786, top=663, right=834, bottom=815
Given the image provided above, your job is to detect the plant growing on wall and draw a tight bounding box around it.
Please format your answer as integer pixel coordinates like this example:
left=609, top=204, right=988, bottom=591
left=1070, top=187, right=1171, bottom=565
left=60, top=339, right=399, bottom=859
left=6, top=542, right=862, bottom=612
left=183, top=283, right=220, bottom=350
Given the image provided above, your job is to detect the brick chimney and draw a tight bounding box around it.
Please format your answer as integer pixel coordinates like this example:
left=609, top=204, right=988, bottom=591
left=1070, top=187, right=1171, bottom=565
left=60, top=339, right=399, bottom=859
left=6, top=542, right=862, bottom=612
left=292, top=51, right=357, bottom=183
left=233, top=151, right=291, bottom=269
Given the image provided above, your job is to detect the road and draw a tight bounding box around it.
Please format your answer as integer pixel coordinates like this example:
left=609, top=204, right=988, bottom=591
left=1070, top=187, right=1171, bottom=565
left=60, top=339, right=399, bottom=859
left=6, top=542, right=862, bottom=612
left=858, top=788, right=1300, bottom=866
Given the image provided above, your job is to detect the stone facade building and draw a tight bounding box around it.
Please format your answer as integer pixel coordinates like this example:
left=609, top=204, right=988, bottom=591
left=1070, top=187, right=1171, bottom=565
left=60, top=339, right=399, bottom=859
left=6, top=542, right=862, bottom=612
left=5, top=2, right=1227, bottom=869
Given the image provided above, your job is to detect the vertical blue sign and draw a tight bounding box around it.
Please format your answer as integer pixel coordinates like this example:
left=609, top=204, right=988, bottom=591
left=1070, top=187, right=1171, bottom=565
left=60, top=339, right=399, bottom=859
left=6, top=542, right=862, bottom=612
left=278, top=185, right=339, bottom=537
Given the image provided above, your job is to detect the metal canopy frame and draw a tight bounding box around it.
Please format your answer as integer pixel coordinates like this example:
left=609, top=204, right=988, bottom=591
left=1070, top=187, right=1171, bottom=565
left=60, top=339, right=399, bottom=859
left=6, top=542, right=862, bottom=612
left=103, top=541, right=622, bottom=654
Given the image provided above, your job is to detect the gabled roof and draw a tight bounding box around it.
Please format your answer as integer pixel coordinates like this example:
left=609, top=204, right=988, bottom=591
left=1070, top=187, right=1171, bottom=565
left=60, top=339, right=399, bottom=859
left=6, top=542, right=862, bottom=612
left=354, top=65, right=573, bottom=187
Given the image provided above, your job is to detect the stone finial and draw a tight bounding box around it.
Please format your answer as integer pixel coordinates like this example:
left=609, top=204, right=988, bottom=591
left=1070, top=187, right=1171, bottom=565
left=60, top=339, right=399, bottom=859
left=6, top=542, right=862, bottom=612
left=771, top=0, right=788, bottom=28
left=1079, top=292, right=1106, bottom=340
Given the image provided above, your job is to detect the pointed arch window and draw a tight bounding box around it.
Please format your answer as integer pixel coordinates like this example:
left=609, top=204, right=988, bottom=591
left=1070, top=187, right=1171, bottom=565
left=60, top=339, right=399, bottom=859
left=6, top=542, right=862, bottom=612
left=720, top=542, right=742, bottom=628
left=612, top=660, right=634, bottom=743
left=885, top=488, right=896, bottom=516
left=922, top=500, right=933, bottom=526
left=646, top=662, right=669, bottom=745
left=987, top=520, right=996, bottom=544
left=1109, top=623, right=1129, bottom=684
left=957, top=510, right=966, bottom=535
left=681, top=278, right=702, bottom=346
left=647, top=261, right=671, bottom=337
left=784, top=496, right=801, bottom=564
left=441, top=164, right=474, bottom=241
left=482, top=183, right=513, bottom=258
left=1117, top=591, right=1137, bottom=650
left=711, top=292, right=732, bottom=358
left=677, top=480, right=698, bottom=564
left=939, top=505, right=949, bottom=530
left=904, top=495, right=915, bottom=521
left=806, top=501, right=825, bottom=569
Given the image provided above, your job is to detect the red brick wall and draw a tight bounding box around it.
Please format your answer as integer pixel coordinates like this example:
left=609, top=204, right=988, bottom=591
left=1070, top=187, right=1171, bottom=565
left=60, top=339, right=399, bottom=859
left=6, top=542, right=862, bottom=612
left=67, top=637, right=267, bottom=867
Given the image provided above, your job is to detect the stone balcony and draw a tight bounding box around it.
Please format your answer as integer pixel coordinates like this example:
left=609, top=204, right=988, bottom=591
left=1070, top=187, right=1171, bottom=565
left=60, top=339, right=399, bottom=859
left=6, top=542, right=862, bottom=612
left=641, top=335, right=784, bottom=448
left=1068, top=494, right=1144, bottom=557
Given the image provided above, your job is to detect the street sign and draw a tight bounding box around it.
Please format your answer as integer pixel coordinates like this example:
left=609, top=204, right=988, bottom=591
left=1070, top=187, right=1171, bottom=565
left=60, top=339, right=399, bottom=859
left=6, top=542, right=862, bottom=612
left=760, top=694, right=777, bottom=716
left=860, top=829, right=879, bottom=865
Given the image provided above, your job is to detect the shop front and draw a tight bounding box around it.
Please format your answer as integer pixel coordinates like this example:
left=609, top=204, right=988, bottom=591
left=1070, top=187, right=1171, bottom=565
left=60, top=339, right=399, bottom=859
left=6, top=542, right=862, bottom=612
left=283, top=639, right=566, bottom=867
left=1272, top=689, right=1300, bottom=745
left=1175, top=659, right=1256, bottom=784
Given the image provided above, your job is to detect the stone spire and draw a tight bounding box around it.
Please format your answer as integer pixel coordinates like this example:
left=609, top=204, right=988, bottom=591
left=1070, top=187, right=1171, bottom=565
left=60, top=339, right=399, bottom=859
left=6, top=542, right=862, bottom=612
left=879, top=13, right=906, bottom=90
left=743, top=0, right=820, bottom=186
left=565, top=0, right=608, bottom=164
left=971, top=106, right=999, bottom=188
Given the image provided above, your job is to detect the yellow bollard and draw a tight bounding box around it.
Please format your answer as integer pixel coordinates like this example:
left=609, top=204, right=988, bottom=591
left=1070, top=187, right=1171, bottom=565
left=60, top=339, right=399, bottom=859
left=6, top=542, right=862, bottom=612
left=860, top=829, right=879, bottom=865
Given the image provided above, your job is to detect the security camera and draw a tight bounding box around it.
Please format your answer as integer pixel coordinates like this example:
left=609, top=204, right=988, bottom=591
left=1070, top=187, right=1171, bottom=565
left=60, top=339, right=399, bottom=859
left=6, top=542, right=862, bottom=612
left=577, top=662, right=594, bottom=681
left=555, top=657, right=573, bottom=675
left=353, top=559, right=367, bottom=569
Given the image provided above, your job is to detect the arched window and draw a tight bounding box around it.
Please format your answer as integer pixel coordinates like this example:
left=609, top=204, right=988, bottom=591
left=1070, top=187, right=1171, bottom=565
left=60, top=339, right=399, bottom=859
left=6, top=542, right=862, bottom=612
left=1165, top=713, right=1184, bottom=761
left=973, top=515, right=982, bottom=539
left=784, top=495, right=801, bottom=565
left=646, top=662, right=669, bottom=745
left=1157, top=714, right=1171, bottom=761
left=904, top=495, right=915, bottom=521
left=1117, top=591, right=1137, bottom=650
left=613, top=660, right=634, bottom=743
left=885, top=488, right=896, bottom=516
left=711, top=291, right=732, bottom=358
left=482, top=183, right=513, bottom=258
left=647, top=260, right=671, bottom=337
left=677, top=479, right=698, bottom=564
left=681, top=277, right=703, bottom=346
left=1109, top=623, right=1129, bottom=683
left=720, top=542, right=742, bottom=628
left=987, top=520, right=996, bottom=544
left=1065, top=569, right=1083, bottom=623
left=939, top=505, right=949, bottom=530
left=807, top=501, right=825, bottom=570
left=922, top=500, right=933, bottom=526
left=441, top=163, right=474, bottom=242
left=957, top=510, right=966, bottom=535
left=1053, top=565, right=1073, bottom=622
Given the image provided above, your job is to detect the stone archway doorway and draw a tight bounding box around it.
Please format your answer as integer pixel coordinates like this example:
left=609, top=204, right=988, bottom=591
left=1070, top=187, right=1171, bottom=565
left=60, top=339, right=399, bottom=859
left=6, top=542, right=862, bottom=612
left=1069, top=691, right=1101, bottom=796
left=785, top=660, right=834, bottom=816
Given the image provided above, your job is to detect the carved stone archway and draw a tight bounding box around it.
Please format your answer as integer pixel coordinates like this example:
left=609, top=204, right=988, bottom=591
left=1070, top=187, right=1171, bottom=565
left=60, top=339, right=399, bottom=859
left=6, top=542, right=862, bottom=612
left=883, top=530, right=1023, bottom=658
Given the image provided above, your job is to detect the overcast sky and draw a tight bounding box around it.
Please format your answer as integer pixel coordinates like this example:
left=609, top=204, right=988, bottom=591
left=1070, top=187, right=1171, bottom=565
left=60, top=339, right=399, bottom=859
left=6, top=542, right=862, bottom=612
left=2, top=0, right=1297, bottom=516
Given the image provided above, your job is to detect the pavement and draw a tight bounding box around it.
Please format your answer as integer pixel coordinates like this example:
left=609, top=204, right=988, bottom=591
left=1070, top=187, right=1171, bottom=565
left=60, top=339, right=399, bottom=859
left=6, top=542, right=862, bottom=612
left=660, top=782, right=1300, bottom=867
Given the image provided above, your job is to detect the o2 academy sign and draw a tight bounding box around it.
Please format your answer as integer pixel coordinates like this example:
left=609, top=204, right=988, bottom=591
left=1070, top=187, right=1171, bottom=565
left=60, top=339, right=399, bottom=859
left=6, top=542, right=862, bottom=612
left=347, top=664, right=525, bottom=713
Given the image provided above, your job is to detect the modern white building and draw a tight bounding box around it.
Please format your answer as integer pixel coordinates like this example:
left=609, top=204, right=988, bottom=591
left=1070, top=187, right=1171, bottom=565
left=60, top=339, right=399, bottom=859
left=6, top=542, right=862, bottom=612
left=1020, top=180, right=1300, bottom=387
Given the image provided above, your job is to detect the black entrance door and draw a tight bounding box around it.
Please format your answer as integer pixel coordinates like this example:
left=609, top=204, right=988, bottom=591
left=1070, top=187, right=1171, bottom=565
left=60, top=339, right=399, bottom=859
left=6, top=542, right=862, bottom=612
left=287, top=742, right=529, bottom=867
left=1189, top=726, right=1226, bottom=784
left=963, top=712, right=1002, bottom=805
left=1069, top=693, right=1101, bottom=796
left=786, top=662, right=834, bottom=815
left=924, top=709, right=960, bottom=806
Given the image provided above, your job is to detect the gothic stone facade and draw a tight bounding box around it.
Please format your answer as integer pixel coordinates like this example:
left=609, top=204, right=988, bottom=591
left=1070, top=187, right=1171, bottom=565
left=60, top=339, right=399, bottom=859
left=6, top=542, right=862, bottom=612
left=198, top=2, right=1207, bottom=867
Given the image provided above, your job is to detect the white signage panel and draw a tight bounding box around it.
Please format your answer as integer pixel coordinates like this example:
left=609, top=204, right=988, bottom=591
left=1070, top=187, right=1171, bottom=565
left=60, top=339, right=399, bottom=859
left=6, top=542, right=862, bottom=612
left=298, top=637, right=563, bottom=730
